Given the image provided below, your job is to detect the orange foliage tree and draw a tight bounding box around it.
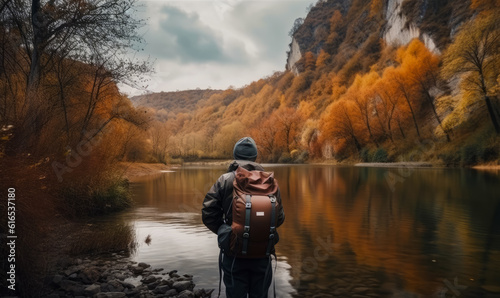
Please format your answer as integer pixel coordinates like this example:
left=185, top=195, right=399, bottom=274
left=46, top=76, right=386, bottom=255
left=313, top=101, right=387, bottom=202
left=320, top=99, right=363, bottom=155
left=384, top=64, right=422, bottom=138
left=251, top=107, right=304, bottom=162
left=398, top=39, right=450, bottom=141
left=374, top=68, right=404, bottom=142
left=345, top=71, right=382, bottom=145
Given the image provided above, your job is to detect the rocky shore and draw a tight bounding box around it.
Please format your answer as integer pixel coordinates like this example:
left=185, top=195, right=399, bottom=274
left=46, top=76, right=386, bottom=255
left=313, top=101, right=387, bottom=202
left=45, top=252, right=214, bottom=298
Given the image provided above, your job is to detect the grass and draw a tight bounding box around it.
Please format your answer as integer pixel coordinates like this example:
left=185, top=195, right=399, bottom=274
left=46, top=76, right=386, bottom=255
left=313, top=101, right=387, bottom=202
left=69, top=221, right=138, bottom=256
left=61, top=174, right=132, bottom=217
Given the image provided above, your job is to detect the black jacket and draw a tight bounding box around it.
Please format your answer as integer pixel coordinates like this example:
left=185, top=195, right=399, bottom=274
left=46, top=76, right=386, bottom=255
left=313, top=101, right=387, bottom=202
left=202, top=160, right=285, bottom=234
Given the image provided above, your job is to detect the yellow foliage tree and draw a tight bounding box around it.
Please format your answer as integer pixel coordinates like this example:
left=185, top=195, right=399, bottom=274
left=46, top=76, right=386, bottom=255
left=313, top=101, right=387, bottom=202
left=442, top=13, right=500, bottom=133
left=304, top=51, right=316, bottom=72
left=316, top=49, right=331, bottom=69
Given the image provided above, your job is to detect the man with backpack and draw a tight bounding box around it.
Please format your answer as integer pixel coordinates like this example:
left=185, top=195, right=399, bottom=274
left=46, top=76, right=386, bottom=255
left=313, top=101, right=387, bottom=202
left=202, top=137, right=285, bottom=298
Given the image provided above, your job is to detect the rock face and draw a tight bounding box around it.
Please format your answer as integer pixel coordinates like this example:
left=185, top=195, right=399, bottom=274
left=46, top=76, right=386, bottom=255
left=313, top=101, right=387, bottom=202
left=45, top=254, right=213, bottom=298
left=382, top=0, right=439, bottom=53
left=285, top=0, right=474, bottom=74
left=286, top=38, right=302, bottom=75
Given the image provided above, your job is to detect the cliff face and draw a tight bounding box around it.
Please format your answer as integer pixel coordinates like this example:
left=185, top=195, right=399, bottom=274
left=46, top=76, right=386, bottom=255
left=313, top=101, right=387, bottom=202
left=286, top=38, right=302, bottom=75
left=383, top=0, right=438, bottom=53
left=286, top=0, right=474, bottom=73
left=400, top=0, right=472, bottom=48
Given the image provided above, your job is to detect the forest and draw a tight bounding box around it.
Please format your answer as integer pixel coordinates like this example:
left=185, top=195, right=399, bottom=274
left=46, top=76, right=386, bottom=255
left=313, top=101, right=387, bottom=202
left=131, top=0, right=500, bottom=166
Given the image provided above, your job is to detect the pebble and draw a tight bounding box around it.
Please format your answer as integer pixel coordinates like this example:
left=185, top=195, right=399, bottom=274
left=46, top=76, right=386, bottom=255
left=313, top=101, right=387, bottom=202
left=83, top=284, right=101, bottom=295
left=45, top=255, right=214, bottom=298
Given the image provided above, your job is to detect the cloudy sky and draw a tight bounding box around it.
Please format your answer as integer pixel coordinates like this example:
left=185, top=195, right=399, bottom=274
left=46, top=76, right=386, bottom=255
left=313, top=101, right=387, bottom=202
left=120, top=0, right=314, bottom=96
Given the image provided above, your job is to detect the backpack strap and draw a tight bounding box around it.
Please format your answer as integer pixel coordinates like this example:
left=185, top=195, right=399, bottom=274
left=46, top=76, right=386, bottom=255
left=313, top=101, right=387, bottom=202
left=266, top=195, right=277, bottom=256
left=225, top=171, right=237, bottom=221
left=242, top=194, right=252, bottom=255
left=217, top=250, right=223, bottom=298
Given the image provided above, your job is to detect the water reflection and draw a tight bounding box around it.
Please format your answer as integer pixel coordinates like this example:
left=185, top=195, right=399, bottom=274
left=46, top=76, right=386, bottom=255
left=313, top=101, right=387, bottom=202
left=120, top=165, right=500, bottom=297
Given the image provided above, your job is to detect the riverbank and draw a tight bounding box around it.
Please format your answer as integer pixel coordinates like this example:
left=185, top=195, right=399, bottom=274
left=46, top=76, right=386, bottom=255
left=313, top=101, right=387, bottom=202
left=119, top=159, right=500, bottom=173
left=354, top=162, right=434, bottom=168
left=472, top=164, right=500, bottom=174
left=117, top=162, right=178, bottom=181
left=0, top=157, right=215, bottom=297
left=45, top=254, right=213, bottom=297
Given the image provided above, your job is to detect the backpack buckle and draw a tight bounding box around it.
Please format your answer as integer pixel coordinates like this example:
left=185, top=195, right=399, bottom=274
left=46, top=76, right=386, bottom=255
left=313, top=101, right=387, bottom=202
left=245, top=202, right=252, bottom=208
left=243, top=232, right=250, bottom=238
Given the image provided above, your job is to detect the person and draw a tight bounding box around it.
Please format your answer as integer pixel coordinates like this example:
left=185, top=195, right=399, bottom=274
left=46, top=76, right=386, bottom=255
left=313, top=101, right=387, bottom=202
left=202, top=137, right=285, bottom=298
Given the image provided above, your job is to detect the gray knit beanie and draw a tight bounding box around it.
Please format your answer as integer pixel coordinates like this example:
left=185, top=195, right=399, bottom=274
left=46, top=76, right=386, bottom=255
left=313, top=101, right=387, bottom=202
left=233, top=137, right=258, bottom=161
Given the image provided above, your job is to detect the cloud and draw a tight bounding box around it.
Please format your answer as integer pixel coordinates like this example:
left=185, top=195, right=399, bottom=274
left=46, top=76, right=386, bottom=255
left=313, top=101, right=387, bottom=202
left=144, top=5, right=249, bottom=64
left=122, top=0, right=314, bottom=95
left=227, top=1, right=311, bottom=61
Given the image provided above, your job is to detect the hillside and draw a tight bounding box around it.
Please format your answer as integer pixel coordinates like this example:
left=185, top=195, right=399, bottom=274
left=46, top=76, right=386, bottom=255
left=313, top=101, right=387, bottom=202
left=130, top=89, right=223, bottom=121
left=135, top=0, right=500, bottom=165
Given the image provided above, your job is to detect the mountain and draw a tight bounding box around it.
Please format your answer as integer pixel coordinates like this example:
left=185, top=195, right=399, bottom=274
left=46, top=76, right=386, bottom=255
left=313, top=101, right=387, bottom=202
left=286, top=0, right=473, bottom=74
left=139, top=0, right=500, bottom=165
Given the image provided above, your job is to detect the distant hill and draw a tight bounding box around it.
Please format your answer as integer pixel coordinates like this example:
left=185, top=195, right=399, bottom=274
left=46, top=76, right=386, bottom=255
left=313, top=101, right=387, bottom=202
left=130, top=89, right=223, bottom=119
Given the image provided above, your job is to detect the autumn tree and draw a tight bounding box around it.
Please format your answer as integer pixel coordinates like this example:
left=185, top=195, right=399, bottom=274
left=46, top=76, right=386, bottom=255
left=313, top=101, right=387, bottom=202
left=251, top=117, right=281, bottom=161
left=442, top=13, right=500, bottom=133
left=2, top=0, right=151, bottom=150
left=386, top=65, right=422, bottom=138
left=274, top=107, right=304, bottom=154
left=325, top=10, right=342, bottom=54
left=150, top=121, right=171, bottom=163
left=399, top=39, right=451, bottom=141
left=289, top=17, right=304, bottom=37
left=345, top=71, right=381, bottom=145
left=250, top=107, right=303, bottom=162
left=214, top=121, right=245, bottom=158
left=115, top=119, right=149, bottom=161
left=321, top=99, right=362, bottom=154
left=316, top=49, right=331, bottom=69
left=374, top=69, right=402, bottom=142
left=304, top=51, right=316, bottom=72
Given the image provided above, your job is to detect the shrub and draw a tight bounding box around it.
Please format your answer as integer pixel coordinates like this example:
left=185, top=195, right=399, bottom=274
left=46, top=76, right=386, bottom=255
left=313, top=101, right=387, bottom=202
left=290, top=149, right=300, bottom=160
left=62, top=176, right=132, bottom=216
left=360, top=148, right=371, bottom=162
left=439, top=151, right=460, bottom=166
left=372, top=148, right=389, bottom=162
left=278, top=152, right=293, bottom=163
left=69, top=222, right=137, bottom=256
left=295, top=151, right=309, bottom=163
left=460, top=144, right=485, bottom=166
left=166, top=156, right=184, bottom=165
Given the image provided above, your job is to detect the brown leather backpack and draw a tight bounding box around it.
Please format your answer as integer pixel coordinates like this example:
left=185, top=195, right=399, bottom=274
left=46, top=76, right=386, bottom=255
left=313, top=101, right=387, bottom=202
left=229, top=166, right=280, bottom=258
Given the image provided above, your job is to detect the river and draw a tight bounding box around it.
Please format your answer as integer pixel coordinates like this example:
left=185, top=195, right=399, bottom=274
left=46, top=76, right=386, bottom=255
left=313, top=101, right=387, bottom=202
left=97, top=164, right=500, bottom=297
